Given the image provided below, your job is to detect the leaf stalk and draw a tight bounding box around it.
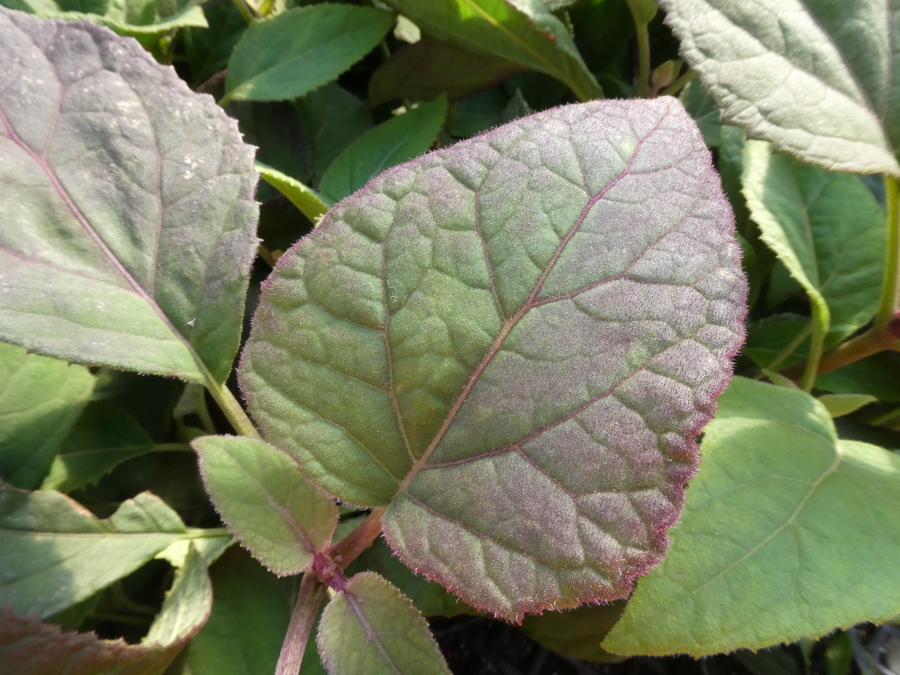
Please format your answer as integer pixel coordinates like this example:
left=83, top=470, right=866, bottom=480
left=275, top=573, right=327, bottom=675
left=204, top=379, right=262, bottom=440
left=875, top=175, right=900, bottom=330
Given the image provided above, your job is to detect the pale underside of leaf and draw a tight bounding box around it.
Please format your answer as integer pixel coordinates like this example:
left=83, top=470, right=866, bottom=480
left=241, top=98, right=746, bottom=620
left=0, top=7, right=259, bottom=383
left=660, top=0, right=900, bottom=175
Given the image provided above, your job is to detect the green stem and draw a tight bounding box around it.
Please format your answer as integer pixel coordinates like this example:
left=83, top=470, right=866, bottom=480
left=875, top=175, right=900, bottom=330
left=634, top=21, right=651, bottom=97
left=275, top=573, right=327, bottom=675
left=780, top=324, right=893, bottom=381
left=660, top=69, right=697, bottom=97
left=801, top=299, right=829, bottom=392
left=230, top=0, right=255, bottom=23
left=204, top=379, right=261, bottom=440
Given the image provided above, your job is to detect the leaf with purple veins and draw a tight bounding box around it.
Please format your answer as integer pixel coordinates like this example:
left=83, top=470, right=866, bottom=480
left=239, top=97, right=747, bottom=621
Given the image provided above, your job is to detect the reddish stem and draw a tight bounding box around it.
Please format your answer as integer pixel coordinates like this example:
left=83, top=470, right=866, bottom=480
left=326, top=507, right=386, bottom=571
left=275, top=573, right=326, bottom=675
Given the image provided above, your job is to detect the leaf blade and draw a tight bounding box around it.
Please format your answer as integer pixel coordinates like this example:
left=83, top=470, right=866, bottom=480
left=0, top=7, right=259, bottom=383
left=194, top=435, right=339, bottom=575
left=603, top=377, right=900, bottom=655
left=241, top=98, right=746, bottom=620
left=318, top=572, right=451, bottom=675
left=224, top=5, right=394, bottom=104
left=659, top=0, right=900, bottom=174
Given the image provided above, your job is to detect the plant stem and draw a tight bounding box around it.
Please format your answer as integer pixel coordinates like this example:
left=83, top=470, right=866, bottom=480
left=780, top=323, right=896, bottom=381
left=875, top=175, right=900, bottom=330
left=801, top=299, right=829, bottom=392
left=660, top=69, right=697, bottom=97
left=327, top=507, right=386, bottom=569
left=275, top=574, right=327, bottom=675
left=634, top=21, right=651, bottom=98
left=204, top=379, right=262, bottom=440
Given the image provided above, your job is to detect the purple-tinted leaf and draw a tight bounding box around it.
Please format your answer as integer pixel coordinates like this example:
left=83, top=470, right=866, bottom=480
left=240, top=98, right=746, bottom=620
left=0, top=7, right=259, bottom=384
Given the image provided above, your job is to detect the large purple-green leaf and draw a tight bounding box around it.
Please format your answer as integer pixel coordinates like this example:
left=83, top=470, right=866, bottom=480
left=240, top=98, right=746, bottom=620
left=0, top=7, right=259, bottom=384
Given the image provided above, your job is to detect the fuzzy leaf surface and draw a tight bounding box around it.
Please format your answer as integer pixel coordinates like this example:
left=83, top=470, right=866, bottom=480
left=241, top=98, right=746, bottom=619
left=0, top=342, right=95, bottom=489
left=223, top=5, right=393, bottom=104
left=194, top=435, right=338, bottom=575
left=604, top=377, right=900, bottom=655
left=380, top=0, right=602, bottom=101
left=0, top=7, right=259, bottom=383
left=742, top=140, right=884, bottom=344
left=660, top=0, right=900, bottom=174
left=0, top=482, right=202, bottom=618
left=318, top=572, right=451, bottom=675
left=0, top=545, right=211, bottom=675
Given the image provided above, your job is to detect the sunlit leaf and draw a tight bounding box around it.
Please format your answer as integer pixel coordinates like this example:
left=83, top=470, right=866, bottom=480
left=660, top=0, right=900, bottom=174
left=240, top=98, right=746, bottom=619
left=318, top=572, right=451, bottom=675
left=604, top=377, right=900, bottom=655
left=0, top=7, right=259, bottom=384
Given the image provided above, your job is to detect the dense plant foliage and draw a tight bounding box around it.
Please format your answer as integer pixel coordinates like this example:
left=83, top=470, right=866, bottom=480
left=1, top=1, right=900, bottom=674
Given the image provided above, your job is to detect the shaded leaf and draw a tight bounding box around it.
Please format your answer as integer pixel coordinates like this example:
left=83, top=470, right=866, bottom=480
left=660, top=0, right=900, bottom=174
left=183, top=547, right=302, bottom=675
left=194, top=435, right=338, bottom=575
left=222, top=5, right=394, bottom=104
left=818, top=394, right=877, bottom=418
left=319, top=95, right=448, bottom=204
left=240, top=98, right=746, bottom=619
left=0, top=482, right=205, bottom=618
left=0, top=545, right=211, bottom=675
left=817, top=353, right=900, bottom=402
left=604, top=377, right=900, bottom=655
left=0, top=342, right=95, bottom=489
left=381, top=0, right=602, bottom=101
left=450, top=88, right=507, bottom=137
left=296, top=83, right=373, bottom=180
left=318, top=572, right=451, bottom=675
left=743, top=140, right=884, bottom=344
left=519, top=603, right=627, bottom=663
left=256, top=161, right=329, bottom=224
left=369, top=37, right=523, bottom=106
left=0, top=7, right=259, bottom=384
left=41, top=402, right=188, bottom=493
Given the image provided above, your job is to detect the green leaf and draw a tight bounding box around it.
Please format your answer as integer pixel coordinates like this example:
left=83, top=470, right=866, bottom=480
left=296, top=83, right=373, bottom=180
left=0, top=8, right=259, bottom=384
left=817, top=394, right=877, bottom=418
left=743, top=140, right=885, bottom=343
left=817, top=353, right=900, bottom=402
left=41, top=402, right=188, bottom=493
left=1, top=0, right=207, bottom=35
left=368, top=37, right=523, bottom=106
left=194, top=435, right=338, bottom=575
left=380, top=0, right=602, bottom=102
left=0, top=544, right=212, bottom=675
left=519, top=603, right=627, bottom=663
left=346, top=539, right=473, bottom=618
left=318, top=572, right=451, bottom=675
left=240, top=99, right=746, bottom=619
left=223, top=4, right=394, bottom=104
left=603, top=377, right=900, bottom=656
left=319, top=95, right=448, bottom=204
left=0, top=343, right=95, bottom=489
left=659, top=0, right=900, bottom=174
left=257, top=162, right=329, bottom=224
left=183, top=547, right=303, bottom=675
left=0, top=482, right=205, bottom=618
